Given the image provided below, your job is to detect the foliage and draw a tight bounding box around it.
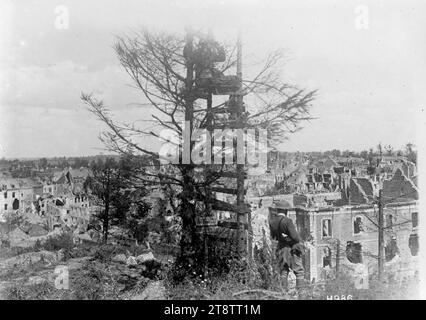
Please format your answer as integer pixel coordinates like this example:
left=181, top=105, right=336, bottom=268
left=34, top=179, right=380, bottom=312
left=122, top=199, right=152, bottom=243
left=83, top=155, right=151, bottom=244
left=166, top=259, right=419, bottom=300
left=92, top=243, right=126, bottom=261
left=405, top=142, right=417, bottom=164
left=70, top=262, right=107, bottom=300
left=6, top=281, right=63, bottom=300
left=42, top=232, right=74, bottom=252
left=4, top=212, right=24, bottom=229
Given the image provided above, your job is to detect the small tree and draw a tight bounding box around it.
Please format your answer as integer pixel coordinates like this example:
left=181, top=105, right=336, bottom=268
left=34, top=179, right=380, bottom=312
left=122, top=190, right=152, bottom=243
left=84, top=156, right=148, bottom=244
left=330, top=149, right=341, bottom=158
left=39, top=158, right=48, bottom=169
left=74, top=157, right=89, bottom=168
left=384, top=144, right=393, bottom=156
left=405, top=142, right=417, bottom=164
left=377, top=143, right=383, bottom=157
left=360, top=150, right=368, bottom=160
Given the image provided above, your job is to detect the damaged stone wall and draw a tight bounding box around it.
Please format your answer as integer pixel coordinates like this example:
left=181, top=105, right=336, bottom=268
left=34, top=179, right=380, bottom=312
left=308, top=201, right=418, bottom=283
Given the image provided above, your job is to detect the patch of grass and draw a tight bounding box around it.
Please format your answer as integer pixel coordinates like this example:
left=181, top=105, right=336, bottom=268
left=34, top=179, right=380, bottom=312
left=0, top=266, right=28, bottom=281
left=69, top=261, right=107, bottom=300
left=5, top=280, right=67, bottom=300
left=165, top=257, right=419, bottom=300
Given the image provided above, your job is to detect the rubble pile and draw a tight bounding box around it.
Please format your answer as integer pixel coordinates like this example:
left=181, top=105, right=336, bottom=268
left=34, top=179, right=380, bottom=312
left=73, top=250, right=164, bottom=299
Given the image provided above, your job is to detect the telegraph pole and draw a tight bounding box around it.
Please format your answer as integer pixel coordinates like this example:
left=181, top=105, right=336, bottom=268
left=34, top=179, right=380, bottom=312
left=235, top=32, right=244, bottom=211
left=203, top=65, right=215, bottom=278
left=335, top=239, right=340, bottom=277
left=378, top=189, right=385, bottom=280
left=235, top=32, right=251, bottom=258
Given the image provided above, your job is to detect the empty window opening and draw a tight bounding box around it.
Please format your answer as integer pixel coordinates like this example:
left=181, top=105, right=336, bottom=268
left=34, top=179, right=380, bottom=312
left=353, top=216, right=364, bottom=234
left=323, top=174, right=331, bottom=183
left=409, top=233, right=419, bottom=256
left=322, top=247, right=332, bottom=268
left=385, top=237, right=399, bottom=261
left=386, top=214, right=394, bottom=230
left=412, top=212, right=418, bottom=228
left=322, top=218, right=332, bottom=238
left=346, top=241, right=362, bottom=264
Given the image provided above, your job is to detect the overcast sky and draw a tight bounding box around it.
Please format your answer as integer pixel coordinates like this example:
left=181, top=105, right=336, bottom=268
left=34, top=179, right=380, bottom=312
left=0, top=0, right=425, bottom=158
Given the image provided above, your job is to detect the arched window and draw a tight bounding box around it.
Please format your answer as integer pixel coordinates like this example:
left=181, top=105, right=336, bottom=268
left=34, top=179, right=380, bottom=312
left=12, top=198, right=19, bottom=210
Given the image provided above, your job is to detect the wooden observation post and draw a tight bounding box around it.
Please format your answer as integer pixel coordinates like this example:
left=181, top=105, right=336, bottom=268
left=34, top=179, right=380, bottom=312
left=183, top=30, right=252, bottom=260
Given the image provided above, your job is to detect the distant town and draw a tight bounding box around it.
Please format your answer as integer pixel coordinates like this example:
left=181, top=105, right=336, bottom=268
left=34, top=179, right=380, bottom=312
left=1, top=0, right=421, bottom=301
left=0, top=145, right=418, bottom=286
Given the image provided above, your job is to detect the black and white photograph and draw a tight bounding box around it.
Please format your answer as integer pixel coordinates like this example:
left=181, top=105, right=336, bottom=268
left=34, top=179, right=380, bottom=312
left=0, top=0, right=424, bottom=303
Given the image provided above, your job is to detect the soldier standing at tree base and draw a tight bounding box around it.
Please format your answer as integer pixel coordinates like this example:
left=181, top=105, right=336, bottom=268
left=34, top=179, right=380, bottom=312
left=268, top=200, right=305, bottom=290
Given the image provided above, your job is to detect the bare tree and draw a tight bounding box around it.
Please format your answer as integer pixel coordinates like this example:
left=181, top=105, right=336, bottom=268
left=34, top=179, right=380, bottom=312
left=377, top=143, right=383, bottom=157
left=384, top=144, right=393, bottom=156
left=405, top=142, right=417, bottom=164
left=82, top=28, right=316, bottom=268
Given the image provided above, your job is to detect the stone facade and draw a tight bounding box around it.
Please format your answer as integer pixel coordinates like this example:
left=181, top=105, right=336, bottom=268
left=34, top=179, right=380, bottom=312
left=271, top=200, right=419, bottom=283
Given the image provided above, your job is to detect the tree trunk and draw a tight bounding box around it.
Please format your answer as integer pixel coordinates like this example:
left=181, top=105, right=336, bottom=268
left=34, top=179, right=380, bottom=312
left=179, top=198, right=198, bottom=261
left=103, top=219, right=109, bottom=244
left=103, top=205, right=109, bottom=244
left=177, top=31, right=200, bottom=268
left=177, top=166, right=200, bottom=267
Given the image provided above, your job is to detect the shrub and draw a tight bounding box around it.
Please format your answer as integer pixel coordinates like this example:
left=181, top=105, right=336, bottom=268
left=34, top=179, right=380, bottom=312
left=92, top=244, right=127, bottom=262
left=43, top=232, right=74, bottom=252
left=10, top=246, right=36, bottom=256
left=70, top=262, right=106, bottom=300
left=33, top=239, right=42, bottom=251
left=70, top=243, right=94, bottom=258
left=1, top=238, right=10, bottom=249
left=6, top=281, right=59, bottom=300
left=126, top=242, right=150, bottom=257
